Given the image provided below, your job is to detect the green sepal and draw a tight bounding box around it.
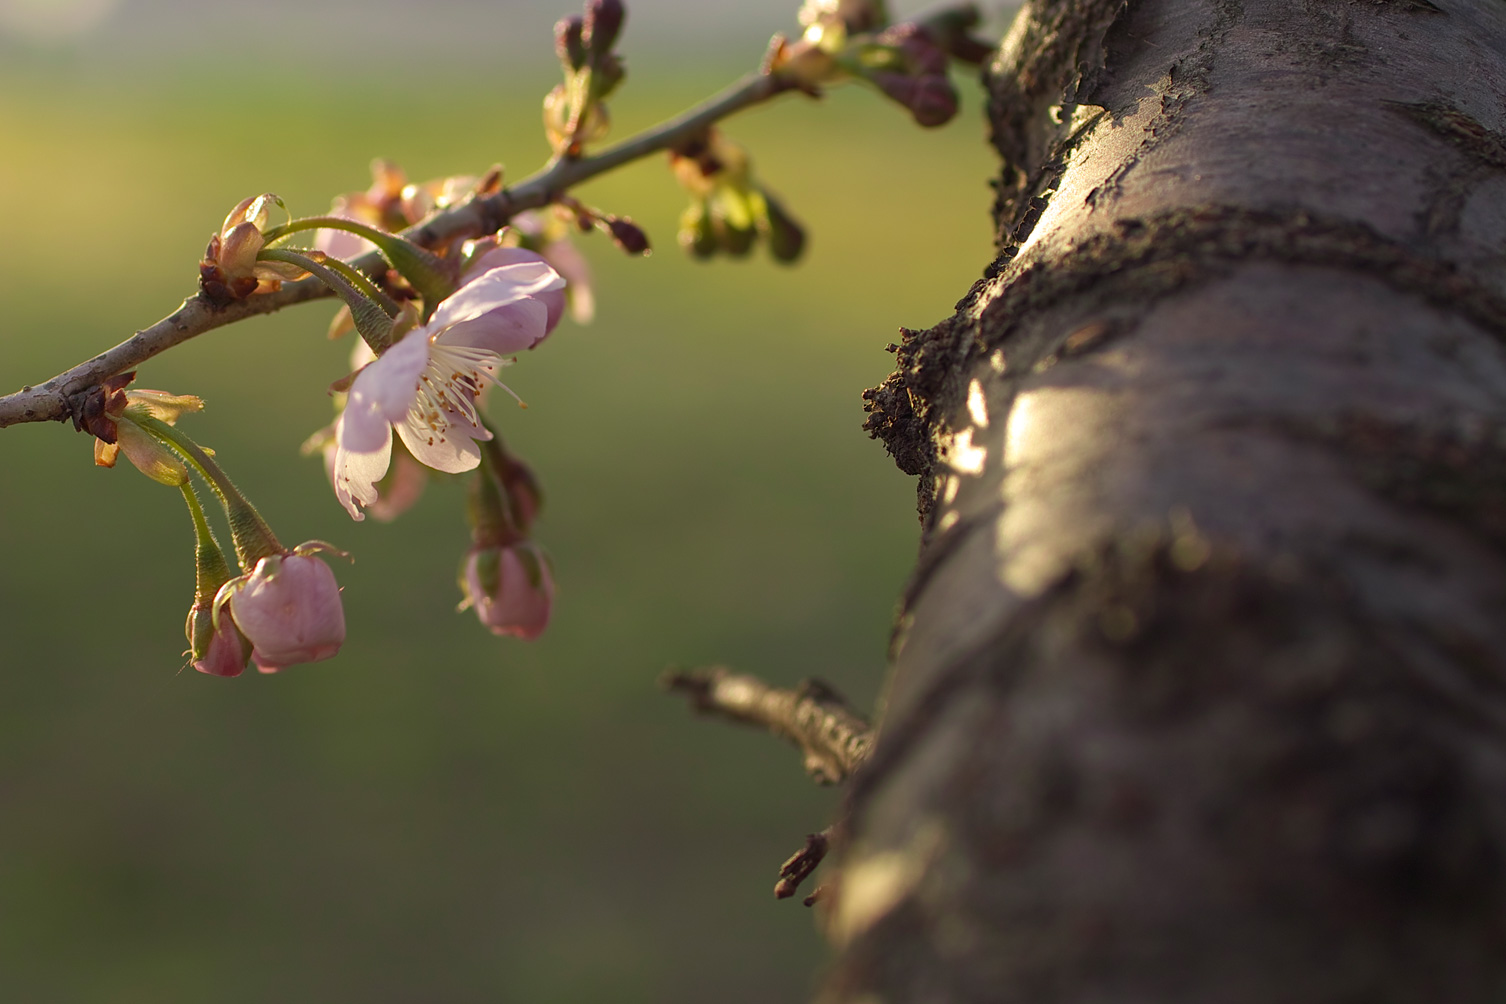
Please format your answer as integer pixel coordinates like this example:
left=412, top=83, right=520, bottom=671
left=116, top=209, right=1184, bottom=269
left=679, top=201, right=717, bottom=259
left=848, top=41, right=907, bottom=74
left=115, top=417, right=191, bottom=486
left=466, top=449, right=521, bottom=549
left=713, top=213, right=756, bottom=257
left=512, top=543, right=549, bottom=592
left=181, top=482, right=233, bottom=660
left=182, top=482, right=233, bottom=604
left=711, top=184, right=755, bottom=232
left=368, top=235, right=456, bottom=321
left=257, top=247, right=397, bottom=354
left=473, top=547, right=503, bottom=598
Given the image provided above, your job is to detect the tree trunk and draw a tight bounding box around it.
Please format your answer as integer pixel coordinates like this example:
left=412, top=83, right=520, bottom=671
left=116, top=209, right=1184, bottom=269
left=825, top=0, right=1506, bottom=998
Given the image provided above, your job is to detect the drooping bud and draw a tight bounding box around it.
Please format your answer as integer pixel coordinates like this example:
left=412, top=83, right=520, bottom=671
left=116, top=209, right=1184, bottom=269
left=912, top=76, right=959, bottom=127
left=459, top=541, right=555, bottom=640
left=714, top=212, right=757, bottom=257
left=605, top=216, right=650, bottom=255
left=192, top=613, right=254, bottom=677
left=870, top=70, right=959, bottom=127
left=582, top=0, right=625, bottom=57
left=758, top=189, right=807, bottom=263
left=678, top=202, right=717, bottom=259
left=555, top=15, right=587, bottom=70
left=709, top=184, right=758, bottom=257
left=877, top=22, right=949, bottom=75
left=223, top=546, right=348, bottom=674
left=181, top=482, right=252, bottom=678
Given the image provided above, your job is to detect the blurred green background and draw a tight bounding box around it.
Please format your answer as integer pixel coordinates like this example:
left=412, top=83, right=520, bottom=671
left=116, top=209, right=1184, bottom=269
left=0, top=28, right=995, bottom=1004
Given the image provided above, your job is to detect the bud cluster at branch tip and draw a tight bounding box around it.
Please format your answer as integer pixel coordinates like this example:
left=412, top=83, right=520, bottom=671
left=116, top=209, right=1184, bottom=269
left=199, top=194, right=307, bottom=307
left=763, top=0, right=988, bottom=127
left=671, top=130, right=805, bottom=263
left=547, top=0, right=628, bottom=158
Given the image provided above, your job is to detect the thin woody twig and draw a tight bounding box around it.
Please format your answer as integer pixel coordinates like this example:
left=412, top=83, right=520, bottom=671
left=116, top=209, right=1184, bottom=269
left=775, top=828, right=831, bottom=903
left=660, top=665, right=874, bottom=784
left=0, top=71, right=789, bottom=431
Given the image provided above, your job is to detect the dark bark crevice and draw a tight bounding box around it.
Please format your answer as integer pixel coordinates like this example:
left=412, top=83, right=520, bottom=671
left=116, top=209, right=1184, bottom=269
left=986, top=0, right=1133, bottom=237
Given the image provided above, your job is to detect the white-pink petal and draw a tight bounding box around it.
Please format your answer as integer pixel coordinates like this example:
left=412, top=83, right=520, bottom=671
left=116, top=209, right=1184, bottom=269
left=332, top=416, right=393, bottom=521
left=396, top=416, right=484, bottom=474
left=440, top=296, right=551, bottom=355
left=342, top=331, right=428, bottom=452
left=428, top=260, right=565, bottom=332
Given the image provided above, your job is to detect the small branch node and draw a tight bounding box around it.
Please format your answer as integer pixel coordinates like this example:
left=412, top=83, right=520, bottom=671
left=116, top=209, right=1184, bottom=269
left=775, top=828, right=830, bottom=901
left=660, top=665, right=874, bottom=784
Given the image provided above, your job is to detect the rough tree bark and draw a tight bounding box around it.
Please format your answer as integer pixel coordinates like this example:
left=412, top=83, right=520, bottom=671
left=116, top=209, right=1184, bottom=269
left=825, top=0, right=1506, bottom=998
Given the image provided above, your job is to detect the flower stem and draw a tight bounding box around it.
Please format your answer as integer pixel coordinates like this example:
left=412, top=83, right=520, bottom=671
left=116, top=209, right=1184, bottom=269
left=261, top=215, right=397, bottom=247
left=136, top=415, right=283, bottom=569
left=180, top=481, right=232, bottom=605
left=261, top=216, right=455, bottom=317
left=321, top=257, right=401, bottom=318
left=258, top=247, right=397, bottom=354
left=470, top=419, right=524, bottom=547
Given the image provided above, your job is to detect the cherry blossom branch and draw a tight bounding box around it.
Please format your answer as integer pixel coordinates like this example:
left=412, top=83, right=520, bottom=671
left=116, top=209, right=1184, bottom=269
left=0, top=71, right=790, bottom=431
left=660, top=666, right=874, bottom=784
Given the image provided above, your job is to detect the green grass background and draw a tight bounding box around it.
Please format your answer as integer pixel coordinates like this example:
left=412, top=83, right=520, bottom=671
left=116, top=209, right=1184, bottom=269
left=0, top=52, right=995, bottom=1003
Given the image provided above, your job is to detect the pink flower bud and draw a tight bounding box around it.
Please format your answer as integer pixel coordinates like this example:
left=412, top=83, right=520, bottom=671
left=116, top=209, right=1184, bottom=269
left=191, top=610, right=251, bottom=678
left=199, top=194, right=304, bottom=305
left=461, top=542, right=554, bottom=640
left=226, top=552, right=346, bottom=673
left=909, top=76, right=959, bottom=127
left=555, top=15, right=587, bottom=69
left=582, top=0, right=624, bottom=57
left=877, top=22, right=948, bottom=76
left=870, top=71, right=958, bottom=127
left=605, top=216, right=650, bottom=255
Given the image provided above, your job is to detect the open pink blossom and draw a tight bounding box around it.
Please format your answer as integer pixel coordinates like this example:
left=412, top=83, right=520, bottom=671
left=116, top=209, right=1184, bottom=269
left=305, top=340, right=430, bottom=523
left=459, top=542, right=554, bottom=640
left=332, top=257, right=564, bottom=520
left=221, top=549, right=347, bottom=674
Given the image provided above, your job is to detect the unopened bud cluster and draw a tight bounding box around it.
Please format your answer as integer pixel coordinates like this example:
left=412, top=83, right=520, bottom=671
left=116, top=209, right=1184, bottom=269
left=766, top=0, right=990, bottom=128
left=671, top=131, right=805, bottom=263
left=547, top=0, right=628, bottom=157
